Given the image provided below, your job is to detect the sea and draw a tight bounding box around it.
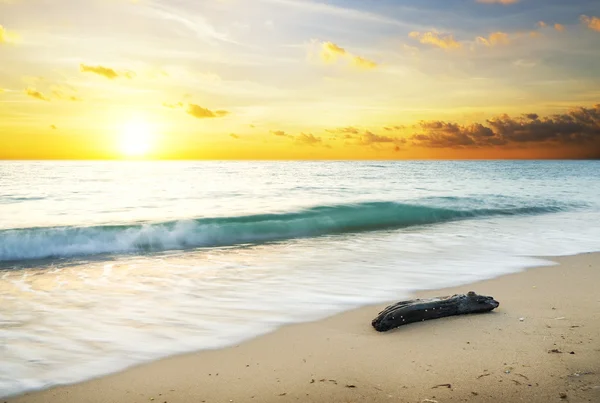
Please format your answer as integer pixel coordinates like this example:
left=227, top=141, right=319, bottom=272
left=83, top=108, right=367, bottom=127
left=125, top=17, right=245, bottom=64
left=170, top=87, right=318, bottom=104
left=1, top=160, right=600, bottom=397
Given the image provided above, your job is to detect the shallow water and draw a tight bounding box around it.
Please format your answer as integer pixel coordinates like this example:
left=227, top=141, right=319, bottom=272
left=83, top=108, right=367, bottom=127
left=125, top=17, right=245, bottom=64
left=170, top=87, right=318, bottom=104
left=1, top=161, right=599, bottom=397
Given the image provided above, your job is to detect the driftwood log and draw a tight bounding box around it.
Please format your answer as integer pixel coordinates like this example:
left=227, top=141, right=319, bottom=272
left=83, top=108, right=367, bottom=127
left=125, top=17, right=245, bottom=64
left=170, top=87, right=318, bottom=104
left=372, top=291, right=499, bottom=332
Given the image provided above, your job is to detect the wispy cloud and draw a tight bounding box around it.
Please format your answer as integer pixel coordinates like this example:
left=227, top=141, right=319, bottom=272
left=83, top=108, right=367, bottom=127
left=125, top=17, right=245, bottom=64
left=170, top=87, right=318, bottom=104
left=476, top=0, right=519, bottom=4
left=259, top=0, right=409, bottom=27
left=140, top=2, right=237, bottom=45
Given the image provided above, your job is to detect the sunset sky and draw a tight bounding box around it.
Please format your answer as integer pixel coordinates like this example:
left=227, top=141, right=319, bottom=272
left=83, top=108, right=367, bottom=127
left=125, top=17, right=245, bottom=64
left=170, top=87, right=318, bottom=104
left=1, top=0, right=599, bottom=159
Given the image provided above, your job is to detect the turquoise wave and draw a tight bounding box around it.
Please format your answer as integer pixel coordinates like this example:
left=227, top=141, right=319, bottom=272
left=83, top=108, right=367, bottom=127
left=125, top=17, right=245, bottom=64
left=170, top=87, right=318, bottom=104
left=0, top=201, right=567, bottom=262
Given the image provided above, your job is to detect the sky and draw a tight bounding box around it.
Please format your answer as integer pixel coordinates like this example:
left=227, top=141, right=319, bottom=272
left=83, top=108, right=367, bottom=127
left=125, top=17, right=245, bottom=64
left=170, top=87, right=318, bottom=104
left=1, top=0, right=599, bottom=159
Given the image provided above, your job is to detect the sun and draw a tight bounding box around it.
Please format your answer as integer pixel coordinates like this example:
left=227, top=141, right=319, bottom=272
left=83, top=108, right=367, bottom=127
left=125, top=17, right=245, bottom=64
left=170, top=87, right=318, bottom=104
left=120, top=119, right=154, bottom=157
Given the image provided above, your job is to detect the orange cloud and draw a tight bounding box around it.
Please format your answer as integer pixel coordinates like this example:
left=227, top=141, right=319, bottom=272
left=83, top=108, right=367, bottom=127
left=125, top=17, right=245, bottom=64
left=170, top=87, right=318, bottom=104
left=538, top=21, right=566, bottom=32
left=79, top=64, right=132, bottom=80
left=272, top=130, right=289, bottom=137
left=476, top=32, right=510, bottom=47
left=25, top=88, right=50, bottom=101
left=581, top=15, right=600, bottom=32
left=186, top=104, right=229, bottom=119
left=476, top=0, right=519, bottom=4
left=319, top=41, right=377, bottom=69
left=409, top=31, right=462, bottom=50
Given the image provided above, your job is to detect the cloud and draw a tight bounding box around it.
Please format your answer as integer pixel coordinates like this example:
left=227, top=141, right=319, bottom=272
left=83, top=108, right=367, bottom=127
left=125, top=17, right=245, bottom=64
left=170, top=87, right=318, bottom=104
left=383, top=125, right=406, bottom=131
left=52, top=88, right=82, bottom=102
left=326, top=126, right=361, bottom=135
left=0, top=24, right=18, bottom=44
left=295, top=133, right=322, bottom=145
left=412, top=122, right=495, bottom=148
left=163, top=102, right=184, bottom=109
left=476, top=0, right=519, bottom=4
left=411, top=105, right=600, bottom=149
left=230, top=133, right=240, bottom=139
left=476, top=32, right=510, bottom=47
left=581, top=15, right=600, bottom=32
left=25, top=88, right=50, bottom=101
left=187, top=104, right=229, bottom=119
left=258, top=0, right=404, bottom=27
left=319, top=41, right=377, bottom=69
left=554, top=23, right=566, bottom=32
left=327, top=127, right=406, bottom=147
left=271, top=130, right=290, bottom=137
left=352, top=56, right=378, bottom=69
left=0, top=25, right=7, bottom=44
left=538, top=21, right=566, bottom=32
left=320, top=41, right=346, bottom=63
left=50, top=124, right=57, bottom=130
left=409, top=31, right=462, bottom=50
left=80, top=64, right=133, bottom=80
left=358, top=131, right=397, bottom=145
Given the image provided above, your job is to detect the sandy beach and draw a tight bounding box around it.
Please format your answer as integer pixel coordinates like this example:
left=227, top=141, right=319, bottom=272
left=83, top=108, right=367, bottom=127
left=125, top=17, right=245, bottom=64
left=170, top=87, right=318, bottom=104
left=7, top=252, right=600, bottom=403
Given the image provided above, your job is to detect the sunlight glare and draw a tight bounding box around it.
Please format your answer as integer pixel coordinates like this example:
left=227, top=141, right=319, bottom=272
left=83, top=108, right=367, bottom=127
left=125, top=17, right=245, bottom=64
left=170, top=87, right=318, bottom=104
left=120, top=119, right=154, bottom=157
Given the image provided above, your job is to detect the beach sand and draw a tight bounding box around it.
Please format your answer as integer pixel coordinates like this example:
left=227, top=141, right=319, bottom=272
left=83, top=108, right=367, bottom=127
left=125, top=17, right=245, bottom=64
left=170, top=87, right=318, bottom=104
left=7, top=253, right=600, bottom=403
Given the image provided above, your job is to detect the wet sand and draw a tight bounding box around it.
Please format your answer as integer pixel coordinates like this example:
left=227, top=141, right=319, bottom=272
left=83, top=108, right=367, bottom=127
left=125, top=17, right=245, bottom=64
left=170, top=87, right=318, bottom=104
left=8, top=253, right=600, bottom=403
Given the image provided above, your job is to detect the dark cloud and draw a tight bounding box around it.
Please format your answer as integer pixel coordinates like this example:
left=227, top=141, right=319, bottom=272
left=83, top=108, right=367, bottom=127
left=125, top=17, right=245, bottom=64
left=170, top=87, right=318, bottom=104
left=230, top=133, right=240, bottom=139
left=187, top=104, right=229, bottom=119
left=50, top=124, right=57, bottom=130
left=411, top=105, right=600, bottom=150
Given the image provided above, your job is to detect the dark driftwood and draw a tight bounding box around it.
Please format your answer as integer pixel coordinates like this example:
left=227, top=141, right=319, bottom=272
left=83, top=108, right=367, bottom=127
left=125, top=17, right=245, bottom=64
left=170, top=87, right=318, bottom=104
left=372, top=291, right=499, bottom=332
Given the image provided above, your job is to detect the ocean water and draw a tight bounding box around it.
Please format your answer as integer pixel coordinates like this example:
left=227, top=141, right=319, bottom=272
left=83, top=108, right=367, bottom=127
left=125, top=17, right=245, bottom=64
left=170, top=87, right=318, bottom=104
left=1, top=160, right=600, bottom=397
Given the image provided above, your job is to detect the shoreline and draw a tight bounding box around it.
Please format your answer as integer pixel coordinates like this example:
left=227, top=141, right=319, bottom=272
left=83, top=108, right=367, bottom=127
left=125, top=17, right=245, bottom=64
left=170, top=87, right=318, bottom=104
left=6, top=252, right=600, bottom=402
